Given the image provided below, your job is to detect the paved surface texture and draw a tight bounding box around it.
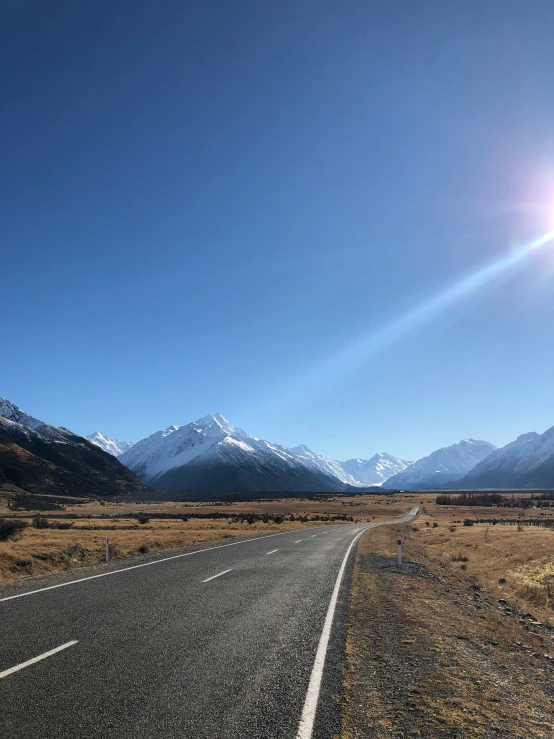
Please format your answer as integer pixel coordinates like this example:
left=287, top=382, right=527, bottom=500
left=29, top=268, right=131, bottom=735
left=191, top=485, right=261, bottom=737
left=0, top=509, right=417, bottom=738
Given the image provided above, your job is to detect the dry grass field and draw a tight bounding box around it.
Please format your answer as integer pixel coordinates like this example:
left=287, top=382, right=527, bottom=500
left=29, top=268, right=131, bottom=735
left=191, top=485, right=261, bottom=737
left=410, top=494, right=554, bottom=624
left=341, top=493, right=554, bottom=738
left=341, top=522, right=554, bottom=738
left=0, top=493, right=417, bottom=582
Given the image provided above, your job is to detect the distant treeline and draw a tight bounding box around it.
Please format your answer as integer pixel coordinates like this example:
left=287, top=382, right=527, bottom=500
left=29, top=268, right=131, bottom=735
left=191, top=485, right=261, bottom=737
left=469, top=518, right=554, bottom=529
left=436, top=492, right=554, bottom=508
left=436, top=493, right=505, bottom=507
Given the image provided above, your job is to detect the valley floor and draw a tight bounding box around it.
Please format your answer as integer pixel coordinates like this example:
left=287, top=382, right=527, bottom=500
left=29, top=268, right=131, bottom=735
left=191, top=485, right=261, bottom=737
left=0, top=494, right=411, bottom=582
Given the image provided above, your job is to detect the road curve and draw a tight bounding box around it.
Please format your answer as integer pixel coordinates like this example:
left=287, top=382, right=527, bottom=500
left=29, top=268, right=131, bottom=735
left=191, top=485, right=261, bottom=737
left=0, top=507, right=418, bottom=739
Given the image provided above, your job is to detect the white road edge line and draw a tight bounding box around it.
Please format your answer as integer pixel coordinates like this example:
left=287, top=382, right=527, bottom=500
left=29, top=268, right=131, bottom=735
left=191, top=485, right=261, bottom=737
left=266, top=549, right=278, bottom=555
left=295, top=505, right=419, bottom=739
left=0, top=523, right=343, bottom=604
left=202, top=569, right=232, bottom=583
left=0, top=640, right=78, bottom=679
left=295, top=529, right=366, bottom=739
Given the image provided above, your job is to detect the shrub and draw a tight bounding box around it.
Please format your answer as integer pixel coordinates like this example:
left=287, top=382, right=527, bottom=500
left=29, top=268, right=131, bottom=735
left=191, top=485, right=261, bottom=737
left=499, top=577, right=506, bottom=584
left=449, top=526, right=456, bottom=532
left=460, top=564, right=468, bottom=571
left=137, top=514, right=150, bottom=525
left=432, top=522, right=438, bottom=528
left=451, top=553, right=469, bottom=562
left=0, top=518, right=27, bottom=541
left=138, top=544, right=150, bottom=554
left=32, top=515, right=50, bottom=529
left=463, top=519, right=475, bottom=527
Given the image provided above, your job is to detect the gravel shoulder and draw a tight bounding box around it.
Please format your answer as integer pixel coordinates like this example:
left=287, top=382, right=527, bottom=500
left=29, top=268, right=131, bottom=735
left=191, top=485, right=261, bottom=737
left=341, top=525, right=554, bottom=738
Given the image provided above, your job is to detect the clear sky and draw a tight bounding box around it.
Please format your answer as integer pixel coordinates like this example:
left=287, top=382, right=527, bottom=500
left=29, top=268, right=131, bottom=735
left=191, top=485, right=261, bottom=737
left=2, top=1, right=554, bottom=462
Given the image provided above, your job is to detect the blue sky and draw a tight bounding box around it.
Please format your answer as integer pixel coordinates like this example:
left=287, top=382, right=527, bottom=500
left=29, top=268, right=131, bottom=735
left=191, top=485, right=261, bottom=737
left=2, top=1, right=554, bottom=461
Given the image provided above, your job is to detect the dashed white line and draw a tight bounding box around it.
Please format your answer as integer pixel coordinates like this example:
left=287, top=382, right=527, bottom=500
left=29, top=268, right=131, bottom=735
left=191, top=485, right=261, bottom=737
left=294, top=540, right=303, bottom=544
left=0, top=640, right=78, bottom=679
left=266, top=549, right=278, bottom=555
left=202, top=569, right=232, bottom=583
left=0, top=524, right=338, bottom=604
left=311, top=535, right=317, bottom=538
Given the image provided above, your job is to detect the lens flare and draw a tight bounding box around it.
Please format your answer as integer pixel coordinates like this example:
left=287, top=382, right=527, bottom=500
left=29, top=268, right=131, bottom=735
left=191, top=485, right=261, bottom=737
left=276, top=227, right=554, bottom=404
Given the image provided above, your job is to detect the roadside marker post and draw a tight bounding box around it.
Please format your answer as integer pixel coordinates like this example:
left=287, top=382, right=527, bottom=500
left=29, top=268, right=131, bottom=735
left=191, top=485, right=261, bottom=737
left=106, top=536, right=109, bottom=563
left=397, top=535, right=402, bottom=568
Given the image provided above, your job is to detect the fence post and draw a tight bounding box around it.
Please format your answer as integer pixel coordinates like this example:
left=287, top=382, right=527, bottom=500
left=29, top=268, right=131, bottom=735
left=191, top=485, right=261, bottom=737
left=397, top=534, right=402, bottom=567
left=106, top=535, right=109, bottom=563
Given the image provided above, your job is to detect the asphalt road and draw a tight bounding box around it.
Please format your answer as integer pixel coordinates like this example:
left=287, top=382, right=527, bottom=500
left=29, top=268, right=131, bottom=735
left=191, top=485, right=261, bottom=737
left=0, top=507, right=418, bottom=739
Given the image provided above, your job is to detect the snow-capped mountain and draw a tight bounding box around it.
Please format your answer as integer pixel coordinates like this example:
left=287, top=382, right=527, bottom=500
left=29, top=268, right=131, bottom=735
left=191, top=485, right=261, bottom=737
left=458, top=426, right=554, bottom=489
left=0, top=399, right=144, bottom=497
left=87, top=432, right=133, bottom=457
left=120, top=414, right=347, bottom=493
left=290, top=445, right=364, bottom=487
left=382, top=439, right=496, bottom=490
left=0, top=397, right=76, bottom=443
left=341, top=453, right=411, bottom=486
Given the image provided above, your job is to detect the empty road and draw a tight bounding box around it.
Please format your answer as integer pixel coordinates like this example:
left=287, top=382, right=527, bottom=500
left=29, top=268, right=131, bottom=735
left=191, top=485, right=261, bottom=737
left=0, top=507, right=418, bottom=738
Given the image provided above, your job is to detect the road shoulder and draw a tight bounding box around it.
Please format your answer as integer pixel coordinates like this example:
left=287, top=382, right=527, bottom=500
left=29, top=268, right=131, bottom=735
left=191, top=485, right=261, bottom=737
left=340, top=525, right=554, bottom=738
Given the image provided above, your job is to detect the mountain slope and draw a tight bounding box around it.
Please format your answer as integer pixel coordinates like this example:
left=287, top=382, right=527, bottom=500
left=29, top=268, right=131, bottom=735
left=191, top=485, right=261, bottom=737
left=290, top=445, right=363, bottom=487
left=0, top=399, right=145, bottom=498
left=383, top=439, right=496, bottom=490
left=120, top=414, right=346, bottom=493
left=341, top=453, right=411, bottom=486
left=0, top=397, right=78, bottom=443
left=457, top=426, right=554, bottom=489
left=87, top=431, right=133, bottom=457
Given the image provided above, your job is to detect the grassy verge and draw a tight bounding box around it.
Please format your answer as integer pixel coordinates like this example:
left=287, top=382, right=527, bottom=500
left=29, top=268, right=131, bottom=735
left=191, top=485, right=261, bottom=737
left=341, top=523, right=554, bottom=738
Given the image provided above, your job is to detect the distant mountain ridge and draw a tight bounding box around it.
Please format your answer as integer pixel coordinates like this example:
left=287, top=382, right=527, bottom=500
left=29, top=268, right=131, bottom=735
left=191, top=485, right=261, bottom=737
left=383, top=439, right=497, bottom=490
left=119, top=413, right=411, bottom=493
left=120, top=414, right=347, bottom=493
left=3, top=397, right=553, bottom=495
left=342, top=453, right=411, bottom=486
left=0, top=398, right=145, bottom=498
left=87, top=431, right=133, bottom=457
left=456, top=426, right=554, bottom=489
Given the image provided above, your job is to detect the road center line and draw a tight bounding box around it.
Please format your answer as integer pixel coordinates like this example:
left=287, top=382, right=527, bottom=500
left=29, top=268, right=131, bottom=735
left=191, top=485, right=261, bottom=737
left=266, top=549, right=278, bottom=555
left=311, top=535, right=317, bottom=538
left=294, top=540, right=302, bottom=544
left=202, top=569, right=232, bottom=583
left=0, top=640, right=78, bottom=679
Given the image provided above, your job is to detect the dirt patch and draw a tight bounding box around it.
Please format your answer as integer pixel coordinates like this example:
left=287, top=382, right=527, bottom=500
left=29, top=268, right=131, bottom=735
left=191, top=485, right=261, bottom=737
left=341, top=525, right=554, bottom=738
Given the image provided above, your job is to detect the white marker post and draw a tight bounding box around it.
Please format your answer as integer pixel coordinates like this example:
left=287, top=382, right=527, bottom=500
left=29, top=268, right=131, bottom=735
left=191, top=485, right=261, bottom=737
left=397, top=534, right=402, bottom=568
left=105, top=536, right=109, bottom=563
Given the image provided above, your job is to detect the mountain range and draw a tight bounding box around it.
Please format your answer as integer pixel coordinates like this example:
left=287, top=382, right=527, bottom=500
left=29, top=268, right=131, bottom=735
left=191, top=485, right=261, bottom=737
left=1, top=396, right=554, bottom=497
left=455, top=426, right=554, bottom=489
left=382, top=439, right=496, bottom=490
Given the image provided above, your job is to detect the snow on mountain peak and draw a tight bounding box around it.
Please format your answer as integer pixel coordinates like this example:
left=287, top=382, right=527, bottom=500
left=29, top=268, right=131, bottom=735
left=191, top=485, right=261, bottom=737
left=0, top=397, right=44, bottom=430
left=383, top=438, right=496, bottom=489
left=341, top=453, right=411, bottom=486
left=193, top=414, right=236, bottom=434
left=87, top=432, right=134, bottom=457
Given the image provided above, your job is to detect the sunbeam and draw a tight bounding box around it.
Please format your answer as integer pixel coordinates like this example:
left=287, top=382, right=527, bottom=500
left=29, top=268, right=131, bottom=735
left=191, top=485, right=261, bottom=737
left=277, top=227, right=554, bottom=404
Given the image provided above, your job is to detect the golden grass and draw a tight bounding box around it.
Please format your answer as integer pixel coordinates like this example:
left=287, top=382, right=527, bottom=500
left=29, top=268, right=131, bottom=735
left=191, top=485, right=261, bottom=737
left=341, top=523, right=554, bottom=738
left=405, top=496, right=554, bottom=623
left=0, top=494, right=417, bottom=582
